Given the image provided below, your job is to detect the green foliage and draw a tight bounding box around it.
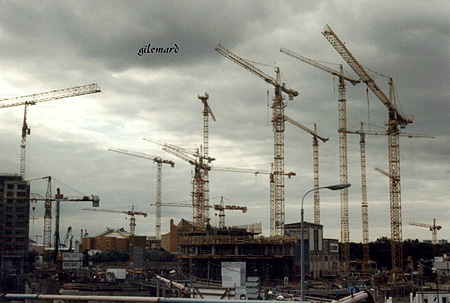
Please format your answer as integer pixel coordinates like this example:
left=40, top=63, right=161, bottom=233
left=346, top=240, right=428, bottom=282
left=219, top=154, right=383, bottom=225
left=144, top=249, right=176, bottom=262
left=350, top=237, right=438, bottom=271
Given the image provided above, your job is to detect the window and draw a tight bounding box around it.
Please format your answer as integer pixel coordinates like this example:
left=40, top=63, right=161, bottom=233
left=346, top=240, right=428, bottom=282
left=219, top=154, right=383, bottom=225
left=330, top=243, right=339, bottom=253
left=17, top=184, right=27, bottom=190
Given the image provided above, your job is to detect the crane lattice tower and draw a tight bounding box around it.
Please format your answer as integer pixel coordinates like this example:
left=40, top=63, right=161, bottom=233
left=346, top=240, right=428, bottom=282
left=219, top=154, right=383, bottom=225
left=359, top=123, right=370, bottom=274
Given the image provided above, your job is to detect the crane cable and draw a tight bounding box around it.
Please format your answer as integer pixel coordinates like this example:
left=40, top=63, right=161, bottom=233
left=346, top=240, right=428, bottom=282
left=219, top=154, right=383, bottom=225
left=366, top=86, right=371, bottom=132
left=267, top=90, right=270, bottom=125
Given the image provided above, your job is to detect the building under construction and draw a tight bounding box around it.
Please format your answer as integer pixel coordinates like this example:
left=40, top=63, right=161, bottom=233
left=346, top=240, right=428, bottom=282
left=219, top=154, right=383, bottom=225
left=179, top=228, right=297, bottom=285
left=161, top=218, right=341, bottom=285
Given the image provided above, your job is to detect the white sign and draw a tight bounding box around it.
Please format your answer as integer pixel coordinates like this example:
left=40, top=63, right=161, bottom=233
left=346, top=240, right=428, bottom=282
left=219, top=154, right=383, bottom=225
left=221, top=261, right=246, bottom=288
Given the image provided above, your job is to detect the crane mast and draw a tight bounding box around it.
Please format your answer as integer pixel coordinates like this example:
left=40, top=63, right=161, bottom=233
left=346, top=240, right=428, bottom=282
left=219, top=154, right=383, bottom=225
left=0, top=83, right=101, bottom=179
left=198, top=92, right=216, bottom=227
left=108, top=147, right=174, bottom=240
left=336, top=67, right=351, bottom=273
left=44, top=177, right=52, bottom=249
left=313, top=126, right=319, bottom=224
left=215, top=44, right=298, bottom=236
left=29, top=176, right=53, bottom=252
left=281, top=47, right=359, bottom=272
left=359, top=123, right=370, bottom=274
left=285, top=115, right=328, bottom=224
left=20, top=105, right=30, bottom=178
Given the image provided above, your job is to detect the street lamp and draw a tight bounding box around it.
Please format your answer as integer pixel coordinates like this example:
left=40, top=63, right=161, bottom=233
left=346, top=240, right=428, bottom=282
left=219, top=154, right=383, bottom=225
left=432, top=267, right=440, bottom=303
left=300, top=183, right=351, bottom=301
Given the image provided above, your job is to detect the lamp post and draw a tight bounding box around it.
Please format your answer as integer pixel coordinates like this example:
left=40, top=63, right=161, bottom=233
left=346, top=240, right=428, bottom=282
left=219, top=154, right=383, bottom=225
left=300, top=183, right=351, bottom=301
left=432, top=267, right=440, bottom=303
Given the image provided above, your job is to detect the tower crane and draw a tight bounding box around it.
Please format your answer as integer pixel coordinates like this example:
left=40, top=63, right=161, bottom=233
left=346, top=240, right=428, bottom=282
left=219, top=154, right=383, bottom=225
left=215, top=44, right=298, bottom=236
left=108, top=147, right=174, bottom=240
left=29, top=183, right=100, bottom=262
left=0, top=84, right=101, bottom=179
left=410, top=219, right=442, bottom=246
left=144, top=137, right=295, bottom=230
left=83, top=205, right=147, bottom=264
left=322, top=24, right=415, bottom=275
left=198, top=92, right=216, bottom=225
left=214, top=196, right=247, bottom=229
left=281, top=47, right=359, bottom=272
left=284, top=115, right=328, bottom=224
left=347, top=124, right=435, bottom=273
left=151, top=197, right=248, bottom=229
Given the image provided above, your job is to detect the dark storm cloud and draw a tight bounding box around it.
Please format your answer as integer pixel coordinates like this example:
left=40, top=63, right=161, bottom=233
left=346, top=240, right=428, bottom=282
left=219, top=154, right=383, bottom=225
left=0, top=1, right=278, bottom=72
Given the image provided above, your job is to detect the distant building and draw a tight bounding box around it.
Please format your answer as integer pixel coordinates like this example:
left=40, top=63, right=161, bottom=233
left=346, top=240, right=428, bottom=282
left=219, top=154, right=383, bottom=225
left=161, top=219, right=194, bottom=252
left=146, top=236, right=161, bottom=250
left=411, top=291, right=450, bottom=303
left=0, top=174, right=30, bottom=275
left=81, top=228, right=146, bottom=254
left=439, top=239, right=448, bottom=245
left=434, top=253, right=450, bottom=275
left=284, top=221, right=341, bottom=279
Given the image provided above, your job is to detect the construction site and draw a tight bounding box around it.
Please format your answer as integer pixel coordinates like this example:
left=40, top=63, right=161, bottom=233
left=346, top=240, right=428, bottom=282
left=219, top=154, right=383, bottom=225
left=0, top=19, right=446, bottom=303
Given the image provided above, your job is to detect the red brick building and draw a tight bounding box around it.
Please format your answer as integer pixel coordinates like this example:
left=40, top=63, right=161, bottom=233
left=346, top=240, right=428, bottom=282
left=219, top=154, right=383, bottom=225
left=81, top=228, right=146, bottom=253
left=161, top=219, right=194, bottom=252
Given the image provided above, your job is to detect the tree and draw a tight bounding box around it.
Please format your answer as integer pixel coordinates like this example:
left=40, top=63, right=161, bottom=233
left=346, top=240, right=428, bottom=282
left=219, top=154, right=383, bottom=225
left=145, top=249, right=175, bottom=262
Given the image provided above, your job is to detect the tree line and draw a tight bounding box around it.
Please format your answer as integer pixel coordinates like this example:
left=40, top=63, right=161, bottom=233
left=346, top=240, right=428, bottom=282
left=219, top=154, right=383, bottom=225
left=349, top=237, right=449, bottom=270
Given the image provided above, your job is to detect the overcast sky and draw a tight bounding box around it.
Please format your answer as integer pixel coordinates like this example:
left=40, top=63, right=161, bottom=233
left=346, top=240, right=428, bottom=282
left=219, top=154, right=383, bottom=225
left=1, top=1, right=449, bottom=246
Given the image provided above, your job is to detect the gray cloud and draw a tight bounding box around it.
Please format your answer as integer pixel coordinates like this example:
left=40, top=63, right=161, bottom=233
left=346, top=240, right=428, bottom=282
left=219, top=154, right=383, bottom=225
left=1, top=0, right=448, bottom=244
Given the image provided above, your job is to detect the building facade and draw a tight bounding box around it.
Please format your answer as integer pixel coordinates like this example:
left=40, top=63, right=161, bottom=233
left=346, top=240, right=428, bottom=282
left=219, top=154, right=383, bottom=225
left=81, top=228, right=146, bottom=253
left=176, top=222, right=297, bottom=285
left=0, top=174, right=30, bottom=275
left=284, top=221, right=340, bottom=279
left=161, top=219, right=194, bottom=252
